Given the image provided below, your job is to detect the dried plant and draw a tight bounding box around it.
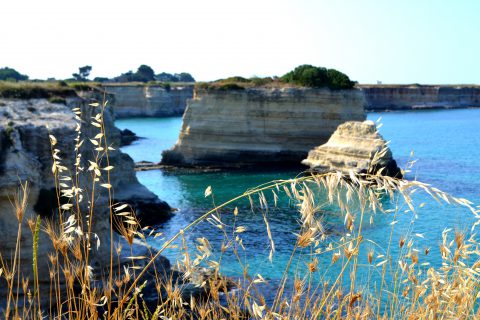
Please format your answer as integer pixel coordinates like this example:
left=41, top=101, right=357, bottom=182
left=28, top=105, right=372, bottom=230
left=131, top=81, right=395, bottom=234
left=0, top=99, right=478, bottom=320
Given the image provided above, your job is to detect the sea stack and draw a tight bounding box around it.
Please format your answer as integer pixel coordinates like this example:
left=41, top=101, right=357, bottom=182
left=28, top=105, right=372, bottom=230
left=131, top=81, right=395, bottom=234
left=302, top=120, right=402, bottom=178
left=162, top=87, right=366, bottom=167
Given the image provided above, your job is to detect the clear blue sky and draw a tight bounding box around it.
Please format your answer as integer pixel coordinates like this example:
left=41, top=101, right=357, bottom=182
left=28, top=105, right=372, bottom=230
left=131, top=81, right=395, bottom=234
left=1, top=0, right=479, bottom=84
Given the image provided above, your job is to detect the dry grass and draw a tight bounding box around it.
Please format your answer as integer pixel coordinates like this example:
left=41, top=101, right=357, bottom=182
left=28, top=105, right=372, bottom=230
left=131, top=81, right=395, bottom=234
left=0, top=100, right=479, bottom=319
left=0, top=81, right=78, bottom=99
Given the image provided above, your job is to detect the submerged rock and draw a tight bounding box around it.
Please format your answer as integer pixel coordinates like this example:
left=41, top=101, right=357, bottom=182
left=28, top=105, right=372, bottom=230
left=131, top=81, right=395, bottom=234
left=302, top=120, right=402, bottom=178
left=119, top=128, right=140, bottom=146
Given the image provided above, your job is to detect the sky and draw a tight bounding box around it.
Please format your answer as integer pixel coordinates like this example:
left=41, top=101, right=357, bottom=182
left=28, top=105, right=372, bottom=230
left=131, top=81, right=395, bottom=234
left=1, top=0, right=479, bottom=84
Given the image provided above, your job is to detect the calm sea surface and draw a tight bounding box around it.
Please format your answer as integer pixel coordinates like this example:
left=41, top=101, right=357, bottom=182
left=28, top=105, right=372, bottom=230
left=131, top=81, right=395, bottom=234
left=116, top=109, right=480, bottom=298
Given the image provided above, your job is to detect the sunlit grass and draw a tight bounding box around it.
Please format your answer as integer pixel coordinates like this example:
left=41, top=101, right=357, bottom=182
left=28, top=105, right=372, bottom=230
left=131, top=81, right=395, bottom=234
left=0, top=98, right=479, bottom=319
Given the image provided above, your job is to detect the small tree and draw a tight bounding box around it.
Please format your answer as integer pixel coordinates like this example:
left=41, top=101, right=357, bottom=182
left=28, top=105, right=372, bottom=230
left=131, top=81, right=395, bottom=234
left=72, top=65, right=92, bottom=81
left=155, top=72, right=177, bottom=82
left=281, top=64, right=354, bottom=89
left=135, top=65, right=155, bottom=82
left=175, top=72, right=195, bottom=82
left=281, top=65, right=328, bottom=87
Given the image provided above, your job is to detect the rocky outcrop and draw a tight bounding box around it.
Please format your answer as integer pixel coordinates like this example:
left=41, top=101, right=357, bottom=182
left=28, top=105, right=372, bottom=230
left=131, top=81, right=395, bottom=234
left=103, top=84, right=193, bottom=118
left=0, top=96, right=172, bottom=305
left=302, top=120, right=402, bottom=177
left=162, top=87, right=366, bottom=167
left=360, top=85, right=480, bottom=111
left=120, top=128, right=140, bottom=146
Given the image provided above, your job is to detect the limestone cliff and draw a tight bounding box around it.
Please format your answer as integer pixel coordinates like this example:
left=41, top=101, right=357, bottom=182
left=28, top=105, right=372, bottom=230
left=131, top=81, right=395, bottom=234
left=162, top=87, right=366, bottom=166
left=104, top=84, right=193, bottom=118
left=302, top=120, right=402, bottom=177
left=0, top=96, right=171, bottom=303
left=360, top=85, right=480, bottom=111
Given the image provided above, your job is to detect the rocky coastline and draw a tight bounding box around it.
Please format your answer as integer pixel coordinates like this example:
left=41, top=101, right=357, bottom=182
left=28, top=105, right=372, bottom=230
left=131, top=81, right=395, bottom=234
left=0, top=94, right=173, bottom=305
left=162, top=87, right=367, bottom=167
left=100, top=84, right=480, bottom=120
left=360, top=84, right=480, bottom=111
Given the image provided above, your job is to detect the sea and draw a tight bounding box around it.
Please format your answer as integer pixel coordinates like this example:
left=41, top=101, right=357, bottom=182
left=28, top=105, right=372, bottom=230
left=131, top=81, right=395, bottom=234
left=116, top=109, right=480, bottom=302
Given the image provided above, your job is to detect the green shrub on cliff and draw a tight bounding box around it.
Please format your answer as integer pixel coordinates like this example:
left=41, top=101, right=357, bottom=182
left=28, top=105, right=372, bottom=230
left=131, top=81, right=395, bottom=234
left=326, top=68, right=356, bottom=89
left=197, top=66, right=354, bottom=91
left=281, top=64, right=355, bottom=89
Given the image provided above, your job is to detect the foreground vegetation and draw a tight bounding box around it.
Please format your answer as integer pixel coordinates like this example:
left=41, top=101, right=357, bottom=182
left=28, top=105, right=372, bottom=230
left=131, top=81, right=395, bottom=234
left=0, top=100, right=479, bottom=319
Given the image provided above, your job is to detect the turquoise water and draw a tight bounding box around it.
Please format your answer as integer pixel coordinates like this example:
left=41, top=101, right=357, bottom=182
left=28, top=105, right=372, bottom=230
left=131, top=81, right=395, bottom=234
left=117, top=117, right=182, bottom=163
left=116, top=109, right=480, bottom=299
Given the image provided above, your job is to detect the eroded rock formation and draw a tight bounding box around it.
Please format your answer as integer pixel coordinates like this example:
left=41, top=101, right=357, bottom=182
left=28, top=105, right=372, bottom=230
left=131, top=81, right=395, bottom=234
left=0, top=96, right=172, bottom=305
left=302, top=120, right=402, bottom=177
left=162, top=87, right=366, bottom=167
left=104, top=84, right=193, bottom=118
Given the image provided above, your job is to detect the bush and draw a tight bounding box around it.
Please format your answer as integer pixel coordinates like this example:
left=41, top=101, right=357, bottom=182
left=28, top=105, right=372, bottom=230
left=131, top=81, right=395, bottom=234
left=136, top=65, right=155, bottom=82
left=0, top=67, right=28, bottom=81
left=93, top=77, right=110, bottom=83
left=174, top=72, right=195, bottom=82
left=281, top=64, right=355, bottom=89
left=281, top=65, right=328, bottom=87
left=326, top=68, right=355, bottom=89
left=155, top=72, right=177, bottom=82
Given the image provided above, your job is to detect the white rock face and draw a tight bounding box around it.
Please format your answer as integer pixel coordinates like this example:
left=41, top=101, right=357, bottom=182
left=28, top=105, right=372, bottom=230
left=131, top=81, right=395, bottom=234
left=163, top=87, right=366, bottom=166
left=302, top=120, right=402, bottom=177
left=104, top=85, right=193, bottom=118
left=360, top=85, right=480, bottom=111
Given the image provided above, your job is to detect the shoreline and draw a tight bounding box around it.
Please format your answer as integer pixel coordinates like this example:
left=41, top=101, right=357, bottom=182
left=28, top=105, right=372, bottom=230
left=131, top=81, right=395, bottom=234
left=135, top=160, right=306, bottom=173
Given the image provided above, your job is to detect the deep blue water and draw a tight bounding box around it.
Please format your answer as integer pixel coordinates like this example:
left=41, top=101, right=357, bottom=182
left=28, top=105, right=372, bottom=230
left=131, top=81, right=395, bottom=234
left=116, top=109, right=480, bottom=300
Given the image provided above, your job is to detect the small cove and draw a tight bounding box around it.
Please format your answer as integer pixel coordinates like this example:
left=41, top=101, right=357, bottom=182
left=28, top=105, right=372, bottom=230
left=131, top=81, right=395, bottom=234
left=116, top=109, right=480, bottom=297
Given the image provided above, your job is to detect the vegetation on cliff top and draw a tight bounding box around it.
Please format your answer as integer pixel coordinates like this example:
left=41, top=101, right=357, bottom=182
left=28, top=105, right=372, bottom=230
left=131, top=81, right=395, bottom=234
left=107, top=65, right=195, bottom=83
left=0, top=67, right=29, bottom=82
left=196, top=64, right=356, bottom=91
left=281, top=65, right=355, bottom=89
left=0, top=65, right=195, bottom=85
left=0, top=80, right=193, bottom=100
left=0, top=81, right=78, bottom=100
